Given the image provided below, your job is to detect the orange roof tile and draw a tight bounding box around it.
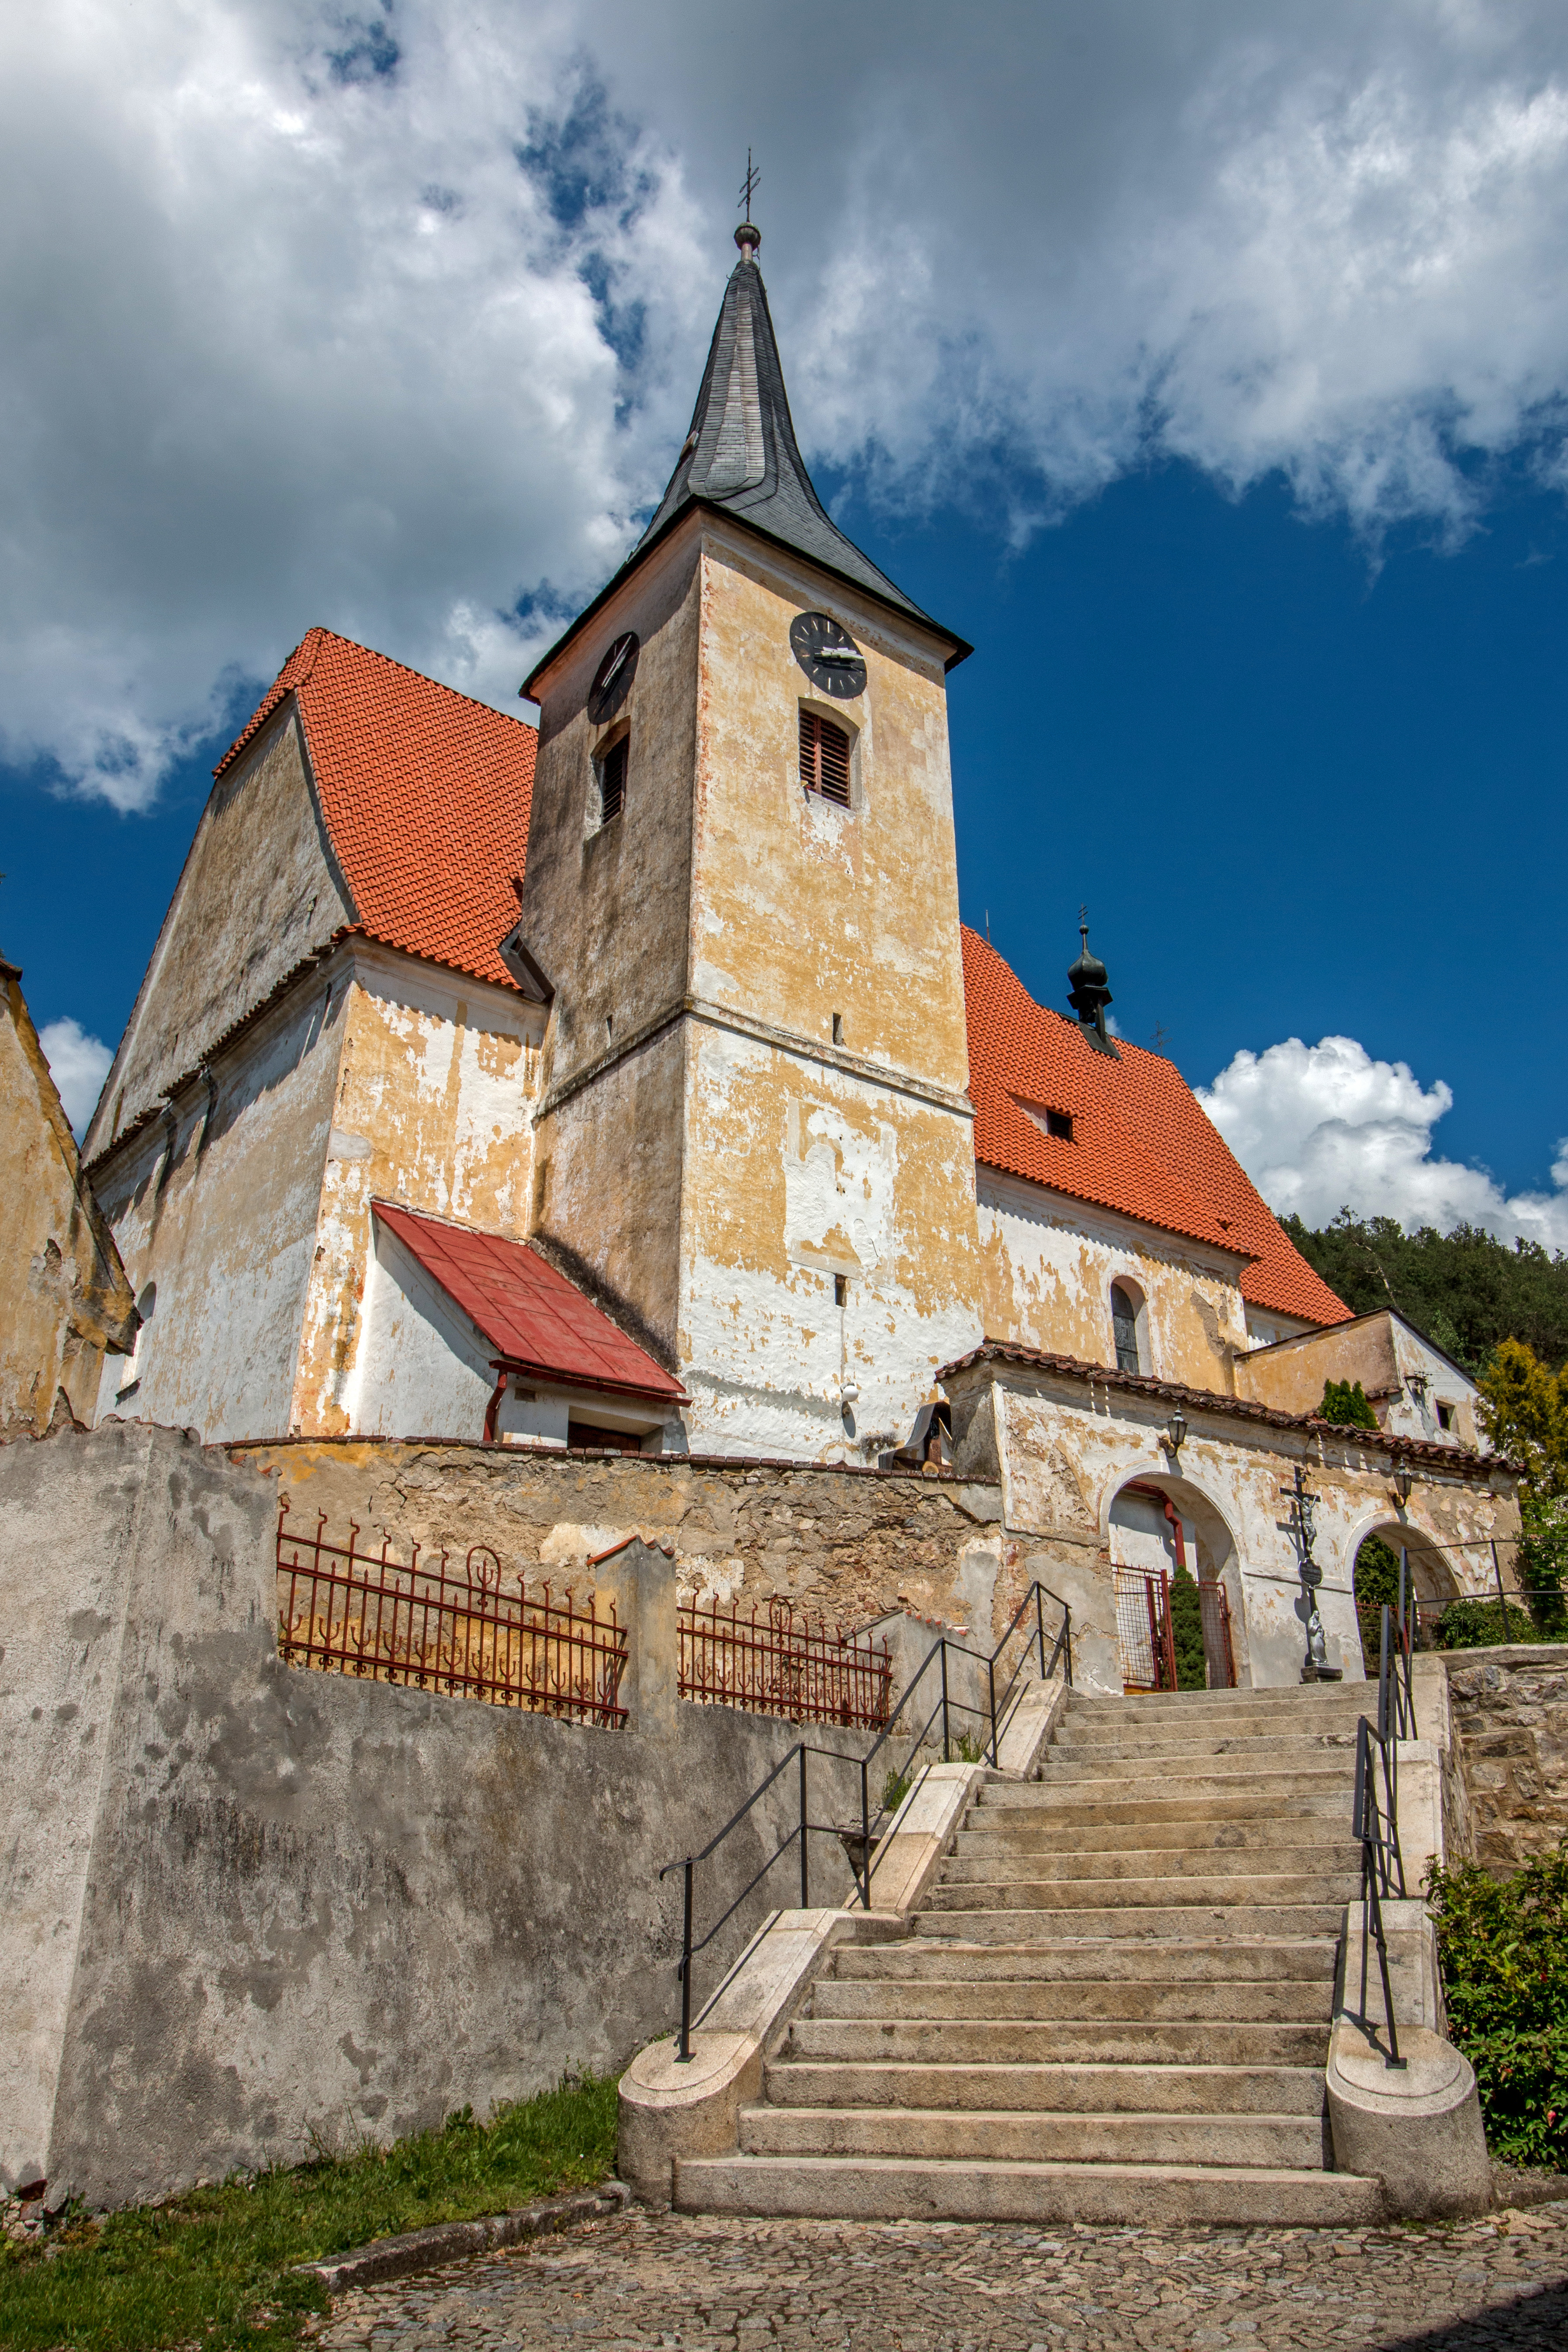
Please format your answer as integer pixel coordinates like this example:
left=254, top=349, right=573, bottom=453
left=374, top=1202, right=686, bottom=1403
left=961, top=928, right=1348, bottom=1329
left=217, top=629, right=536, bottom=993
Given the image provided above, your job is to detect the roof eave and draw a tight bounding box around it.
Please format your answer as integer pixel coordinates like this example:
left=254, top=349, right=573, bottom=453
left=488, top=1351, right=689, bottom=1408
left=523, top=499, right=972, bottom=704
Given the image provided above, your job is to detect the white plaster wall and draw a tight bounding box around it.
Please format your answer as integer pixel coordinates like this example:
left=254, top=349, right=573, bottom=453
left=976, top=1169, right=1250, bottom=1392
left=91, top=980, right=343, bottom=1443
left=1382, top=1323, right=1482, bottom=1450
left=346, top=1220, right=496, bottom=1439
left=679, top=1025, right=981, bottom=1460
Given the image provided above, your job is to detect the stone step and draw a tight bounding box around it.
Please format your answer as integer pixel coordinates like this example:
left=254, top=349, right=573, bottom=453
left=1061, top=1690, right=1374, bottom=1724
left=673, top=2153, right=1384, bottom=2227
left=782, top=2016, right=1331, bottom=2069
left=941, top=1841, right=1361, bottom=1885
left=917, top=1902, right=1348, bottom=1941
left=968, top=1787, right=1348, bottom=1828
left=1046, top=1728, right=1364, bottom=1764
left=1025, top=1752, right=1356, bottom=1788
left=924, top=1869, right=1360, bottom=1912
left=809, top=1976, right=1333, bottom=2024
left=737, top=2103, right=1332, bottom=2172
left=956, top=1814, right=1350, bottom=1856
left=763, top=2058, right=1326, bottom=2116
left=831, top=1937, right=1337, bottom=1985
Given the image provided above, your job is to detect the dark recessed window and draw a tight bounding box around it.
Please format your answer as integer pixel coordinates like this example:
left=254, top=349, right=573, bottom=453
left=1436, top=1401, right=1454, bottom=1431
left=832, top=1012, right=845, bottom=1045
left=800, top=707, right=851, bottom=807
left=597, top=735, right=628, bottom=826
left=1046, top=1108, right=1073, bottom=1140
left=834, top=1273, right=848, bottom=1307
left=1111, top=1281, right=1142, bottom=1375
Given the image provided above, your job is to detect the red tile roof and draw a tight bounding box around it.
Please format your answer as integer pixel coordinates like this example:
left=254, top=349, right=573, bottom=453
left=216, top=629, right=536, bottom=993
left=961, top=929, right=1348, bottom=1329
left=374, top=1201, right=686, bottom=1403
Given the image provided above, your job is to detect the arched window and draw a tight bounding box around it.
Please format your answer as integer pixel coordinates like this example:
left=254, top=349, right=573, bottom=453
left=1111, top=1280, right=1143, bottom=1375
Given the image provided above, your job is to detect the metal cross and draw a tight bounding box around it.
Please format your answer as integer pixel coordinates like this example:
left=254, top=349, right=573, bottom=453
left=739, top=148, right=761, bottom=218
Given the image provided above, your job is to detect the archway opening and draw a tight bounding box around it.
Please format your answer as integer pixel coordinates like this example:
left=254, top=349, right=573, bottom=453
left=1351, top=1521, right=1460, bottom=1671
left=1109, top=1476, right=1244, bottom=1693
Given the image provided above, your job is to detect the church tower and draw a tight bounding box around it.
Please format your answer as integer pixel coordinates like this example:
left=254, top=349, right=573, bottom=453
left=519, top=220, right=982, bottom=1457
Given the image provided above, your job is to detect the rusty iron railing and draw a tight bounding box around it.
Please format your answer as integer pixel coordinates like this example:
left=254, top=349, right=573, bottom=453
left=678, top=1594, right=893, bottom=1729
left=276, top=1500, right=628, bottom=1724
left=1114, top=1565, right=1178, bottom=1692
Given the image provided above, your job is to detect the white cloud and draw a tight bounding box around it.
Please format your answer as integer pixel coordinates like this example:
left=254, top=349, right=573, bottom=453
left=1200, top=1034, right=1568, bottom=1251
left=38, top=1019, right=114, bottom=1137
left=7, top=3, right=1568, bottom=803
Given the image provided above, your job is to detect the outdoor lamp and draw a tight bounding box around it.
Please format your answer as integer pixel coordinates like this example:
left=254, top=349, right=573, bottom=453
left=1392, top=1465, right=1413, bottom=1505
left=1166, top=1409, right=1187, bottom=1451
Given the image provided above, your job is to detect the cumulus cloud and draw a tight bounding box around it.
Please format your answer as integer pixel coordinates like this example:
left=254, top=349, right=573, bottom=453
left=38, top=1019, right=114, bottom=1137
left=8, top=1, right=1568, bottom=804
left=1200, top=1035, right=1568, bottom=1252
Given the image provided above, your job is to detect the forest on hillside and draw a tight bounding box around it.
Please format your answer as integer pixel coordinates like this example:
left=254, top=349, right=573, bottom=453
left=1284, top=1211, right=1568, bottom=1375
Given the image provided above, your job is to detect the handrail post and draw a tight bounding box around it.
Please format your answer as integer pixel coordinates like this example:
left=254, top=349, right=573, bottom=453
left=987, top=1655, right=997, bottom=1766
left=799, top=1745, right=809, bottom=1909
left=1036, top=1583, right=1045, bottom=1678
left=860, top=1758, right=871, bottom=1909
left=1492, top=1538, right=1512, bottom=1643
left=940, top=1640, right=950, bottom=1762
left=1064, top=1604, right=1073, bottom=1687
left=678, top=1859, right=694, bottom=2063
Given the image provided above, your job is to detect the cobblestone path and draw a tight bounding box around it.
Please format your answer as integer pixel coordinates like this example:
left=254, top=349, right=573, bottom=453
left=314, top=2201, right=1568, bottom=2350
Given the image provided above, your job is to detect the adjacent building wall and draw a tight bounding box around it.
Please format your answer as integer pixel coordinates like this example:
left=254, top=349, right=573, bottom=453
left=1237, top=1311, right=1482, bottom=1450
left=0, top=1421, right=871, bottom=2210
left=976, top=1169, right=1253, bottom=1396
left=0, top=960, right=136, bottom=1434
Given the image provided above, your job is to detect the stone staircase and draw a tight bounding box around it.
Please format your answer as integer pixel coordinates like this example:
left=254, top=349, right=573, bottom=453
left=676, top=1680, right=1392, bottom=2224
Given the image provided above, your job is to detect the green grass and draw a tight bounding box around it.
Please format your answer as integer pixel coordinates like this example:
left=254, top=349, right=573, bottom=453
left=0, top=2073, right=620, bottom=2352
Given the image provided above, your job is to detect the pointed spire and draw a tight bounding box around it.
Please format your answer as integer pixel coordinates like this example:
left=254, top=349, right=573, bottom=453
left=632, top=247, right=938, bottom=631
left=1067, top=911, right=1120, bottom=1058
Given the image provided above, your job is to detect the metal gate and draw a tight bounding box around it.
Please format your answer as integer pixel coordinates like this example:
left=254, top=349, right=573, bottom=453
left=1115, top=1566, right=1178, bottom=1692
left=1115, top=1565, right=1238, bottom=1692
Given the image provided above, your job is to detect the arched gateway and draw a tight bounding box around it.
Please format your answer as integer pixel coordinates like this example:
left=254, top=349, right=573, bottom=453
left=1108, top=1472, right=1245, bottom=1693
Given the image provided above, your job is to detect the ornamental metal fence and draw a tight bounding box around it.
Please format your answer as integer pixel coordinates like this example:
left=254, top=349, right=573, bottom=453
left=275, top=1500, right=628, bottom=1724
left=678, top=1593, right=893, bottom=1729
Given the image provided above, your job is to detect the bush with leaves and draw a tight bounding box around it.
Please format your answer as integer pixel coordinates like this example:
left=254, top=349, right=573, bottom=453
left=1479, top=1341, right=1568, bottom=1633
left=1427, top=1841, right=1568, bottom=2170
left=1169, top=1562, right=1207, bottom=1690
left=1319, top=1378, right=1379, bottom=1431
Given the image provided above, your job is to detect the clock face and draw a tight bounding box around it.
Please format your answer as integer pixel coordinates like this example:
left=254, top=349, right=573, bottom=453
left=587, top=632, right=639, bottom=725
left=790, top=611, right=867, bottom=700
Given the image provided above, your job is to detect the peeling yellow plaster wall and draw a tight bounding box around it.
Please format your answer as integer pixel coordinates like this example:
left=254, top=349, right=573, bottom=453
left=976, top=1169, right=1250, bottom=1391
left=290, top=949, right=542, bottom=1435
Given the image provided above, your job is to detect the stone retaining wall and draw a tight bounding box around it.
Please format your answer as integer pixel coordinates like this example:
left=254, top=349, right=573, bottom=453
left=1442, top=1645, right=1568, bottom=1874
left=227, top=1436, right=1009, bottom=1637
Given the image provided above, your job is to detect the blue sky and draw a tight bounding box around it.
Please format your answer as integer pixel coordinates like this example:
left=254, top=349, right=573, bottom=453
left=4, top=1, right=1568, bottom=1244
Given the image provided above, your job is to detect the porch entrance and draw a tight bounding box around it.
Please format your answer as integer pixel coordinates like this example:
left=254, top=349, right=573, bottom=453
left=1111, top=1479, right=1239, bottom=1692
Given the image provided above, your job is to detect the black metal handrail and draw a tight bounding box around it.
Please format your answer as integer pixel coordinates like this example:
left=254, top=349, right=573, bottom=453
left=658, top=1579, right=1073, bottom=2060
left=1349, top=1591, right=1417, bottom=2072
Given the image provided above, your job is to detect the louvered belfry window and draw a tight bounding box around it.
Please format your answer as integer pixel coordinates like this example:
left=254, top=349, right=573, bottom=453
left=800, top=708, right=851, bottom=807
left=598, top=735, right=628, bottom=825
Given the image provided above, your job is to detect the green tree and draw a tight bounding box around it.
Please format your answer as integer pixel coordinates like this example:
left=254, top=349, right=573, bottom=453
left=1478, top=1340, right=1568, bottom=1631
left=1169, top=1561, right=1207, bottom=1690
left=1319, top=1378, right=1378, bottom=1430
left=1284, top=1210, right=1568, bottom=1376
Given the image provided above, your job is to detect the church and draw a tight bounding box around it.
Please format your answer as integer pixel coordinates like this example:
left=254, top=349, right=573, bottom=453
left=80, top=220, right=1518, bottom=1690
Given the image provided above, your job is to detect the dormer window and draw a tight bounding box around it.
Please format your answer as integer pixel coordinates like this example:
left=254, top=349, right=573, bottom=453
left=1045, top=1108, right=1073, bottom=1140
left=800, top=708, right=851, bottom=807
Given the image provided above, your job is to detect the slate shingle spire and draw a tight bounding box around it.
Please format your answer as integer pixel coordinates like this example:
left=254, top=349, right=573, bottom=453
left=633, top=225, right=954, bottom=641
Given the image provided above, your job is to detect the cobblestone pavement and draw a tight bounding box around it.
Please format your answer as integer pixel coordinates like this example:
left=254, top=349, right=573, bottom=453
left=314, top=2200, right=1568, bottom=2350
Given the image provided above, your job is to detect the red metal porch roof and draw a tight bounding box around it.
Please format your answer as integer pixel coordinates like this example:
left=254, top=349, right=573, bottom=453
left=374, top=1201, right=685, bottom=1404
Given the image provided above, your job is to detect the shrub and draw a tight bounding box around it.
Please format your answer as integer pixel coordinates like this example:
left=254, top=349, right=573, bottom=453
left=1430, top=1598, right=1546, bottom=1650
left=1427, top=1842, right=1568, bottom=2169
left=1320, top=1378, right=1379, bottom=1430
left=1169, top=1562, right=1207, bottom=1690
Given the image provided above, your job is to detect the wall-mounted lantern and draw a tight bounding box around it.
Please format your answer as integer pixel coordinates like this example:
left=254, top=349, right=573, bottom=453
left=1392, top=1464, right=1413, bottom=1506
left=1165, top=1409, right=1187, bottom=1452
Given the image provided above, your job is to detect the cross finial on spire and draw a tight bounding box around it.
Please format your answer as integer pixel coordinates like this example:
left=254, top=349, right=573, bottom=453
left=735, top=149, right=762, bottom=257
left=1079, top=902, right=1089, bottom=949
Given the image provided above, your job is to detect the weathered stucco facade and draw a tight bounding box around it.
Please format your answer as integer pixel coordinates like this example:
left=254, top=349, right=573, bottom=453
left=1, top=959, right=137, bottom=1435
left=944, top=1345, right=1521, bottom=1696
left=523, top=509, right=982, bottom=1460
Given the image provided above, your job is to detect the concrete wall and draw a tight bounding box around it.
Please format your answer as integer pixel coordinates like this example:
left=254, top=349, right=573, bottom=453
left=0, top=960, right=136, bottom=1434
left=1442, top=1645, right=1568, bottom=1873
left=0, top=1421, right=869, bottom=2210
